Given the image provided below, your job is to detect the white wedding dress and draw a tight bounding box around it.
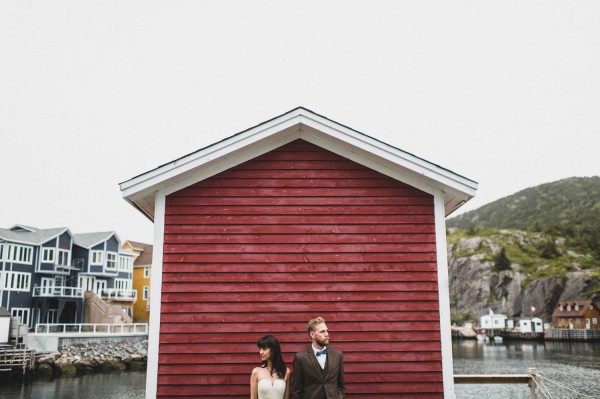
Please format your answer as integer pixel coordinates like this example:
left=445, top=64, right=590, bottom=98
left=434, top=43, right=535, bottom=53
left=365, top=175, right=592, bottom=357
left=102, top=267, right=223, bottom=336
left=257, top=378, right=286, bottom=399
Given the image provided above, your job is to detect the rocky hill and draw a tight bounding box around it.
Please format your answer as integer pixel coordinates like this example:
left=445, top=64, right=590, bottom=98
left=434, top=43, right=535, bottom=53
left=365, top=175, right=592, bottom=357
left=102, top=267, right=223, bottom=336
left=446, top=176, right=600, bottom=324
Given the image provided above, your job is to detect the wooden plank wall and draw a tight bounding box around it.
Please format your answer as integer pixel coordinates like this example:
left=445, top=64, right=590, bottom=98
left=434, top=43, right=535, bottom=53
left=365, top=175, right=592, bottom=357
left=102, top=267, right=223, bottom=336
left=160, top=139, right=441, bottom=398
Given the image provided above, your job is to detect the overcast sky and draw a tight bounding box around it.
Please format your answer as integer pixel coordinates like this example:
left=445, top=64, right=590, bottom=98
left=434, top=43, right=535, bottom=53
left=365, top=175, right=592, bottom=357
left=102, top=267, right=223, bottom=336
left=1, top=2, right=598, bottom=244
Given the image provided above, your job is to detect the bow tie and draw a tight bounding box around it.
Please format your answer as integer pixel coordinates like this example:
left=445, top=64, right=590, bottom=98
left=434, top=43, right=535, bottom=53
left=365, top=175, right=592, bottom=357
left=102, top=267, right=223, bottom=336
left=316, top=348, right=328, bottom=357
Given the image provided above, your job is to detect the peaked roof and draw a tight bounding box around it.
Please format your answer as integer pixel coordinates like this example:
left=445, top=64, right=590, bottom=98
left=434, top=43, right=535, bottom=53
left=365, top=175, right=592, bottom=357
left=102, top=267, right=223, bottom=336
left=124, top=240, right=153, bottom=266
left=120, top=107, right=478, bottom=219
left=0, top=225, right=71, bottom=246
left=73, top=231, right=118, bottom=249
left=552, top=300, right=597, bottom=317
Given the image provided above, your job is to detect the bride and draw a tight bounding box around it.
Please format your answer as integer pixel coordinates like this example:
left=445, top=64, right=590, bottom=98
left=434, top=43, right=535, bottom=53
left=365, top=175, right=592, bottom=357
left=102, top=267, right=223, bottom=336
left=250, top=335, right=291, bottom=399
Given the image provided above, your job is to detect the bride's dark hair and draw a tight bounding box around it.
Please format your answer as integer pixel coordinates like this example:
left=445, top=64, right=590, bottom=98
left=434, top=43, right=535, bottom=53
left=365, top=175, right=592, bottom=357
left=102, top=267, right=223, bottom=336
left=257, top=335, right=287, bottom=379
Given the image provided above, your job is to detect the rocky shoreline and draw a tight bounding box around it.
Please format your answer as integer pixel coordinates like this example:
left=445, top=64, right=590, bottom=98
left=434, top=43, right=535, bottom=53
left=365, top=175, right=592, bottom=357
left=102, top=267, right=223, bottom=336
left=35, top=339, right=148, bottom=376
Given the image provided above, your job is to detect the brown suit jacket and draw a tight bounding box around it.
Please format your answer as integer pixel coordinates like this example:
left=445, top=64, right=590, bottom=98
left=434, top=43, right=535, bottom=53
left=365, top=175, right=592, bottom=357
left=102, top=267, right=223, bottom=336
left=291, top=346, right=345, bottom=399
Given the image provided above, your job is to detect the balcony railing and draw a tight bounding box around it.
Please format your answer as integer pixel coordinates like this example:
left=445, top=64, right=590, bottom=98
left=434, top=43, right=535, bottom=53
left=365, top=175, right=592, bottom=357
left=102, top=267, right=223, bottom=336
left=32, top=286, right=83, bottom=298
left=34, top=323, right=148, bottom=335
left=101, top=289, right=137, bottom=301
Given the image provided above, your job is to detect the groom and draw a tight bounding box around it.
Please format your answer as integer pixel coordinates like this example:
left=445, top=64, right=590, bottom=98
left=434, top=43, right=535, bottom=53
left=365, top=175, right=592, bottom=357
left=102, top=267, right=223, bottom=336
left=291, top=317, right=345, bottom=399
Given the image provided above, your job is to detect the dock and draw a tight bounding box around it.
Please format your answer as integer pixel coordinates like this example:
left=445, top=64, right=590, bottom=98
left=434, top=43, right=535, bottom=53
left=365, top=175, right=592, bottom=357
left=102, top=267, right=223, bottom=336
left=0, top=345, right=35, bottom=374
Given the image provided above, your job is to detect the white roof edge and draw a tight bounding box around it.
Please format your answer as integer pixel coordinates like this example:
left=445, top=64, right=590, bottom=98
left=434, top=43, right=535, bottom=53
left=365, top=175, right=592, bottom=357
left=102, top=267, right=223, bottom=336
left=120, top=107, right=477, bottom=218
left=0, top=227, right=72, bottom=246
left=74, top=231, right=118, bottom=249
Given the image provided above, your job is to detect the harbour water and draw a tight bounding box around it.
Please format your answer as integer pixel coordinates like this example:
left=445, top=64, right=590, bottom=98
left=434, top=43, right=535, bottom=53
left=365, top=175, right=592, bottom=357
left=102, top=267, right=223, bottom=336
left=453, top=339, right=600, bottom=398
left=0, top=371, right=146, bottom=399
left=1, top=340, right=599, bottom=398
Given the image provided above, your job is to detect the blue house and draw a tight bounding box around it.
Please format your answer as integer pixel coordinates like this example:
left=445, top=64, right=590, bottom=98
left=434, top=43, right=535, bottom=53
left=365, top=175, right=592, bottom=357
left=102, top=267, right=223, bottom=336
left=73, top=231, right=136, bottom=319
left=0, top=225, right=135, bottom=329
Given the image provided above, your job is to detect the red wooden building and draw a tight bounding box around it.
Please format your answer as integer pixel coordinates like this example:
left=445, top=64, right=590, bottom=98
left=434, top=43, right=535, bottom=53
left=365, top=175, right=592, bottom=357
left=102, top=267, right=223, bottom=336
left=552, top=300, right=600, bottom=330
left=120, top=107, right=477, bottom=398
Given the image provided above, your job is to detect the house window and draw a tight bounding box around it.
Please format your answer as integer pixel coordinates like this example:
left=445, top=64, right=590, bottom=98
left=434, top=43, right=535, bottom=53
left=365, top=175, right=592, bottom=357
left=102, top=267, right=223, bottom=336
left=12, top=308, right=30, bottom=326
left=0, top=243, right=4, bottom=260
left=575, top=304, right=579, bottom=311
left=144, top=267, right=150, bottom=278
left=42, top=248, right=55, bottom=262
left=57, top=250, right=70, bottom=266
left=559, top=305, right=563, bottom=311
left=567, top=305, right=571, bottom=311
left=591, top=305, right=594, bottom=310
left=561, top=318, right=565, bottom=325
left=106, top=252, right=117, bottom=269
left=577, top=318, right=581, bottom=324
left=47, top=309, right=58, bottom=324
left=143, top=285, right=149, bottom=300
left=119, top=256, right=133, bottom=271
left=91, top=251, right=103, bottom=265
left=593, top=318, right=598, bottom=325
left=6, top=244, right=33, bottom=264
left=2, top=271, right=31, bottom=291
left=115, top=279, right=131, bottom=290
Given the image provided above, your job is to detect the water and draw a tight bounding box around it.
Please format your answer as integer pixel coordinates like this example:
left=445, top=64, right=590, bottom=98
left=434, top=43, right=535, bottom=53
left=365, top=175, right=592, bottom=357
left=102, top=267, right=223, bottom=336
left=453, top=339, right=600, bottom=398
left=0, top=371, right=146, bottom=399
left=1, top=341, right=599, bottom=398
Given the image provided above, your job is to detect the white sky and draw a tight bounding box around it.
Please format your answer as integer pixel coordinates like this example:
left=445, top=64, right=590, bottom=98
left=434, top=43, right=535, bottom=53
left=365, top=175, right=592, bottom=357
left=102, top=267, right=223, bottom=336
left=1, top=1, right=599, bottom=244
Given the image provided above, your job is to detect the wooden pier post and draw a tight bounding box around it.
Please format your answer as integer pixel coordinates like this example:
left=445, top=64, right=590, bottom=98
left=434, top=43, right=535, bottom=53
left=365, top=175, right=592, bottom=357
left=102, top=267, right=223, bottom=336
left=527, top=368, right=538, bottom=399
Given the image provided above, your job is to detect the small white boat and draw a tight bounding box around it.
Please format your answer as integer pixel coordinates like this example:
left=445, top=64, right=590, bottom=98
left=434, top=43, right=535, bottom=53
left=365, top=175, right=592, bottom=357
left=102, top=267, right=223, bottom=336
left=476, top=334, right=489, bottom=342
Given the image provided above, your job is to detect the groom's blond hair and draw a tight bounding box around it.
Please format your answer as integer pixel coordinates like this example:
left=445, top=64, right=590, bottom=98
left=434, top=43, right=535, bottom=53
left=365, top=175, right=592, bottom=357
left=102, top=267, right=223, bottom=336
left=307, top=317, right=326, bottom=335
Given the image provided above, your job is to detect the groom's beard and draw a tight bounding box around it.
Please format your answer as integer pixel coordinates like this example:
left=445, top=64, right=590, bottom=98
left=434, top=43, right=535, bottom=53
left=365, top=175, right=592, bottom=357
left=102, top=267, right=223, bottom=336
left=315, top=338, right=329, bottom=347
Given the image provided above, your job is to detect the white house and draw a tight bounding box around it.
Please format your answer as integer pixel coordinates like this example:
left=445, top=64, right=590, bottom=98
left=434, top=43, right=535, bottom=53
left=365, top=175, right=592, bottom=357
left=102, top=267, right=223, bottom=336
left=519, top=317, right=544, bottom=333
left=480, top=314, right=508, bottom=329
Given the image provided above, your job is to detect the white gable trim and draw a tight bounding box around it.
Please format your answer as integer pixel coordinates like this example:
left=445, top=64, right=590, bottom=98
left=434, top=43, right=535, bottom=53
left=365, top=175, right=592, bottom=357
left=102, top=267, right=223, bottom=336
left=121, top=108, right=477, bottom=219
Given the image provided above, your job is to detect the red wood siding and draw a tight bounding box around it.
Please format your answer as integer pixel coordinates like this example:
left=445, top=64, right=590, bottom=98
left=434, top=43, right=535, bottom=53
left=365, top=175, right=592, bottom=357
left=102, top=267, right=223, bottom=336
left=160, top=139, right=441, bottom=398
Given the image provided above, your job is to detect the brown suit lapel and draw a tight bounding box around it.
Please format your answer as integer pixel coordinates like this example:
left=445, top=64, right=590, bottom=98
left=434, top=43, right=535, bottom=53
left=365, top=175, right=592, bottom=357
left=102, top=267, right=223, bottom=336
left=323, top=348, right=335, bottom=379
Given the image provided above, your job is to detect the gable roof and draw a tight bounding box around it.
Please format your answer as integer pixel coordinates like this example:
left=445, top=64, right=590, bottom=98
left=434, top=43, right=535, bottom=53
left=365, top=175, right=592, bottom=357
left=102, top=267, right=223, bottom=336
left=0, top=226, right=71, bottom=246
left=124, top=241, right=153, bottom=266
left=120, top=107, right=478, bottom=219
left=552, top=300, right=597, bottom=317
left=73, top=232, right=118, bottom=249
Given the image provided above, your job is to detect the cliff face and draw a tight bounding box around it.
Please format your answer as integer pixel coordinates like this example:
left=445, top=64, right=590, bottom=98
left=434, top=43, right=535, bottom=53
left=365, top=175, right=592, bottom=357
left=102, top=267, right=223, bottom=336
left=447, top=232, right=598, bottom=323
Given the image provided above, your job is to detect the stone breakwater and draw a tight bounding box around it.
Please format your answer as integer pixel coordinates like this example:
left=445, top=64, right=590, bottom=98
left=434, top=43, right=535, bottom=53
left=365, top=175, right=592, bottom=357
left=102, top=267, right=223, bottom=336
left=36, top=339, right=148, bottom=375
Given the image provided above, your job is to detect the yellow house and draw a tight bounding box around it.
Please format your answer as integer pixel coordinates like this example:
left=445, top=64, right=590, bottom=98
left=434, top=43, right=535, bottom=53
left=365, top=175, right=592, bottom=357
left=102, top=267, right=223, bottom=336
left=122, top=240, right=152, bottom=322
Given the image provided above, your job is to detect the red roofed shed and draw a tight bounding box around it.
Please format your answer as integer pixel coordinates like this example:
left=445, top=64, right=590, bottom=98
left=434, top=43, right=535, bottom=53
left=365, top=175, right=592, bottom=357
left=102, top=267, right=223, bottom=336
left=120, top=107, right=477, bottom=398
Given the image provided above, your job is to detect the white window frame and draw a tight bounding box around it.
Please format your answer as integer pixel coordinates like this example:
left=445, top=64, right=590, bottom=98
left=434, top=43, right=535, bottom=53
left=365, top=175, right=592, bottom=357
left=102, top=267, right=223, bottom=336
left=40, top=277, right=55, bottom=295
left=42, top=248, right=55, bottom=263
left=6, top=244, right=33, bottom=264
left=91, top=251, right=103, bottom=265
left=47, top=309, right=58, bottom=324
left=114, top=278, right=131, bottom=291
left=57, top=249, right=70, bottom=266
left=2, top=271, right=31, bottom=291
left=0, top=243, right=4, bottom=261
left=106, top=252, right=117, bottom=270
left=12, top=308, right=30, bottom=326
left=119, top=256, right=133, bottom=272
left=143, top=285, right=149, bottom=300
left=79, top=276, right=96, bottom=292
left=144, top=266, right=150, bottom=278
left=593, top=318, right=598, bottom=325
